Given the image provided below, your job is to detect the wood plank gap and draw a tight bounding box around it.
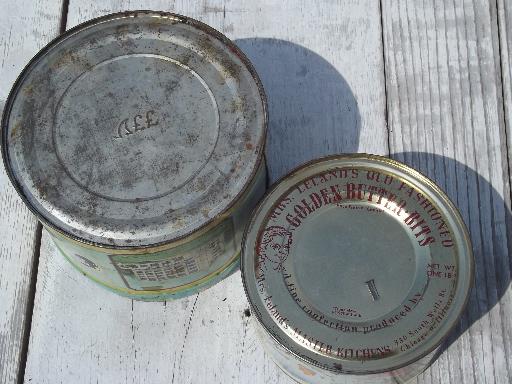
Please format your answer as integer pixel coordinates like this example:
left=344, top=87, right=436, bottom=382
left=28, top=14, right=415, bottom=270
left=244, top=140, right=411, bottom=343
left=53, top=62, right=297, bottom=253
left=398, top=0, right=413, bottom=160
left=421, top=1, right=438, bottom=182
left=59, top=0, right=69, bottom=34
left=487, top=0, right=512, bottom=379
left=404, top=0, right=422, bottom=169
left=15, top=223, right=42, bottom=384
left=493, top=0, right=512, bottom=380
left=496, top=0, right=512, bottom=208
left=15, top=0, right=68, bottom=380
left=448, top=4, right=473, bottom=382
left=379, top=0, right=391, bottom=156
left=470, top=3, right=503, bottom=374
left=170, top=293, right=199, bottom=384
left=458, top=2, right=489, bottom=383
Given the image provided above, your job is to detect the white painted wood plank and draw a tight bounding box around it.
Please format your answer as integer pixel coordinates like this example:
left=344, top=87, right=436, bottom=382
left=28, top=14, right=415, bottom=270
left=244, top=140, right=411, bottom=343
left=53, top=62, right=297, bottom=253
left=497, top=0, right=512, bottom=379
left=382, top=0, right=512, bottom=383
left=24, top=1, right=387, bottom=383
left=498, top=0, right=512, bottom=230
left=0, top=1, right=63, bottom=383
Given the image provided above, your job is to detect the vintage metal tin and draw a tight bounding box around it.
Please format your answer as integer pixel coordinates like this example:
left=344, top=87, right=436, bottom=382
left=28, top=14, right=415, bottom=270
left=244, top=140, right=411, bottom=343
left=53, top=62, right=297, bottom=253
left=2, top=11, right=267, bottom=300
left=242, top=154, right=473, bottom=383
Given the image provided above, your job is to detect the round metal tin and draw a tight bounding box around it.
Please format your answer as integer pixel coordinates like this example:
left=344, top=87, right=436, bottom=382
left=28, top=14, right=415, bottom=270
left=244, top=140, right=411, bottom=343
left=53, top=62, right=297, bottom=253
left=242, top=154, right=473, bottom=383
left=2, top=11, right=267, bottom=300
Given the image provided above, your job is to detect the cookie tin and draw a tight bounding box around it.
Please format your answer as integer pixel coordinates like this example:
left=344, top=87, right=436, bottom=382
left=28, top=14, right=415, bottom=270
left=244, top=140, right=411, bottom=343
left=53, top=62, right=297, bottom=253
left=242, top=154, right=473, bottom=383
left=2, top=11, right=267, bottom=300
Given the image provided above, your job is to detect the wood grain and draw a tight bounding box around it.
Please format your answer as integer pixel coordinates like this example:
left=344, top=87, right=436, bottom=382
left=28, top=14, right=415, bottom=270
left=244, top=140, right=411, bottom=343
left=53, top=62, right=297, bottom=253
left=23, top=1, right=387, bottom=383
left=0, top=1, right=63, bottom=383
left=382, top=0, right=512, bottom=383
left=497, top=0, right=512, bottom=206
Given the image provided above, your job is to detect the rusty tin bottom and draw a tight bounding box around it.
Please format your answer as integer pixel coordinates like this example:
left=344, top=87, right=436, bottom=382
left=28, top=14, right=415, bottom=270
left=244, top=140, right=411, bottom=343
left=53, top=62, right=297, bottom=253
left=2, top=11, right=268, bottom=301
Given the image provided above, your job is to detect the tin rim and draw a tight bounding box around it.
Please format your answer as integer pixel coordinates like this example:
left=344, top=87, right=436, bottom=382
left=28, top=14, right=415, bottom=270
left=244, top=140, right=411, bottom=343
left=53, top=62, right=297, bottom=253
left=241, top=153, right=474, bottom=375
left=1, top=10, right=267, bottom=250
left=44, top=157, right=267, bottom=255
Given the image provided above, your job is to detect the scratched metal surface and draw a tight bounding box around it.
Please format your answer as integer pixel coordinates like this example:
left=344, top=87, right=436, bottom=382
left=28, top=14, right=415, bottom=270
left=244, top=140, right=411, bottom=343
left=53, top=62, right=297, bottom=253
left=0, top=0, right=511, bottom=383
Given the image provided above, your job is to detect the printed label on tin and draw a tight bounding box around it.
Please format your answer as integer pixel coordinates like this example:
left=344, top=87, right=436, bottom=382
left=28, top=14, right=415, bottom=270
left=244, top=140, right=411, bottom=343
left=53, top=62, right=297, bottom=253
left=253, top=165, right=463, bottom=371
left=110, top=219, right=235, bottom=291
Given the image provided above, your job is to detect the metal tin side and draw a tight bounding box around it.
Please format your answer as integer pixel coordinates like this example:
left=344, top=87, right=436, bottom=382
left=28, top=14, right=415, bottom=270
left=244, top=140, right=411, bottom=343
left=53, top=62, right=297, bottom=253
left=2, top=11, right=267, bottom=299
left=50, top=158, right=266, bottom=301
left=254, top=318, right=438, bottom=384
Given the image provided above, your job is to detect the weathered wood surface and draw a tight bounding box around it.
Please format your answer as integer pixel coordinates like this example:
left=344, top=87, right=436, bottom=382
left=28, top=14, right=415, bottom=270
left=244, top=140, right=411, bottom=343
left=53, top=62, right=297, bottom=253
left=382, top=1, right=512, bottom=384
left=23, top=1, right=387, bottom=383
left=0, top=0, right=510, bottom=383
left=0, top=1, right=62, bottom=383
left=498, top=0, right=512, bottom=202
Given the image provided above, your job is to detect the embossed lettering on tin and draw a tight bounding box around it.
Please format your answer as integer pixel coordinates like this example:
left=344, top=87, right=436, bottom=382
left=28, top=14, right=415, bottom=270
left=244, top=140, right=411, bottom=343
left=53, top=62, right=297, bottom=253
left=113, top=110, right=159, bottom=140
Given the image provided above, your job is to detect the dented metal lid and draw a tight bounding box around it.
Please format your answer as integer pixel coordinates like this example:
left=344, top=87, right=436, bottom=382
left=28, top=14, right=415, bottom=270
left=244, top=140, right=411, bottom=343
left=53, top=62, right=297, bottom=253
left=2, top=11, right=266, bottom=247
left=242, top=154, right=473, bottom=374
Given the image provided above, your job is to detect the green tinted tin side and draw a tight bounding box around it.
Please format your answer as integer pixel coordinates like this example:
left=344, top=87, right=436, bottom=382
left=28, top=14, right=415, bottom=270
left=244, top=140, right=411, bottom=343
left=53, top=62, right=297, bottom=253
left=53, top=236, right=240, bottom=301
left=48, top=158, right=266, bottom=300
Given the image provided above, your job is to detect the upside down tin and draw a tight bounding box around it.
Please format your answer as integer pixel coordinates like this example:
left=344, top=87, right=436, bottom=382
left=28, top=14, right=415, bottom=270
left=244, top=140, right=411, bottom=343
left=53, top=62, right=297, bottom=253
left=2, top=11, right=267, bottom=300
left=242, top=154, right=473, bottom=383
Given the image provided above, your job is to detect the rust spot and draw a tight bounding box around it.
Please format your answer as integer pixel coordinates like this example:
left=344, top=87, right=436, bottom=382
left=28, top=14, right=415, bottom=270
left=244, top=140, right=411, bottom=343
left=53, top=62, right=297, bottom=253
left=196, top=176, right=206, bottom=190
left=51, top=50, right=92, bottom=71
left=115, top=24, right=131, bottom=38
left=113, top=24, right=139, bottom=50
left=179, top=53, right=193, bottom=67
left=23, top=84, right=34, bottom=96
left=174, top=217, right=186, bottom=229
left=147, top=18, right=164, bottom=36
left=230, top=98, right=245, bottom=113
left=36, top=181, right=48, bottom=199
left=298, top=364, right=316, bottom=376
left=220, top=57, right=241, bottom=79
left=245, top=142, right=253, bottom=150
left=196, top=35, right=241, bottom=80
left=51, top=50, right=77, bottom=69
left=10, top=122, right=21, bottom=139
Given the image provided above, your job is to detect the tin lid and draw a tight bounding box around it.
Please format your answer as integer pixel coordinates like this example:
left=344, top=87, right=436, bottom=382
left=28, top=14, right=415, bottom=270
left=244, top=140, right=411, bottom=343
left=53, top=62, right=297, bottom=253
left=242, top=154, right=473, bottom=374
left=2, top=11, right=266, bottom=247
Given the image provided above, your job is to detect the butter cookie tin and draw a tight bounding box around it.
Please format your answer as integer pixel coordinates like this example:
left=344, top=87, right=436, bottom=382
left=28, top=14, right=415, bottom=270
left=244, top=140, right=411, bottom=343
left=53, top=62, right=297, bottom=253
left=242, top=154, right=473, bottom=383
